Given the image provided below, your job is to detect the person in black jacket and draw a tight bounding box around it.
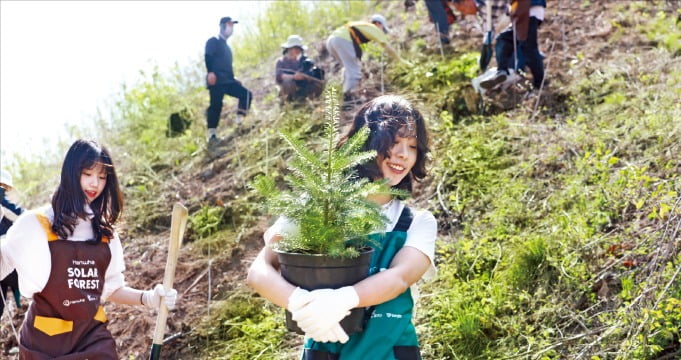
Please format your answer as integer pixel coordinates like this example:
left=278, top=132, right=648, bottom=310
left=204, top=16, right=253, bottom=154
left=0, top=169, right=24, bottom=319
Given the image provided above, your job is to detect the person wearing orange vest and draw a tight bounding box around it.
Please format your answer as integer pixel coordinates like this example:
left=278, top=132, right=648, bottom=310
left=325, top=15, right=409, bottom=99
left=0, top=139, right=177, bottom=358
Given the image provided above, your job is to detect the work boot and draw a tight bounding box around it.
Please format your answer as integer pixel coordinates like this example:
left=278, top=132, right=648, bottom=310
left=479, top=70, right=509, bottom=90
left=207, top=136, right=229, bottom=158
left=471, top=67, right=497, bottom=95
left=499, top=70, right=521, bottom=90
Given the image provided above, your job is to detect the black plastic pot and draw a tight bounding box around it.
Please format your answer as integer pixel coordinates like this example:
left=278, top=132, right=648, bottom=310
left=275, top=247, right=374, bottom=335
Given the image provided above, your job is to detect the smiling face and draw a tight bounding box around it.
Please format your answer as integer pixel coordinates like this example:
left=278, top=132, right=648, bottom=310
left=340, top=95, right=430, bottom=194
left=80, top=164, right=107, bottom=203
left=377, top=134, right=418, bottom=186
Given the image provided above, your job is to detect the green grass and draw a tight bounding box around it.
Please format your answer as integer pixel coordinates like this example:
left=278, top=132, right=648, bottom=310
left=191, top=291, right=293, bottom=360
left=6, top=1, right=681, bottom=359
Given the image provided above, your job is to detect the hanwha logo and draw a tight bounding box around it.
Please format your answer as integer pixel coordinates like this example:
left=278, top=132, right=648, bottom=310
left=63, top=300, right=70, bottom=307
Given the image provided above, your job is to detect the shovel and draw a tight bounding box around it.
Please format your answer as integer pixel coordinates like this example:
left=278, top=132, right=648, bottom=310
left=479, top=0, right=493, bottom=72
left=149, top=203, right=188, bottom=360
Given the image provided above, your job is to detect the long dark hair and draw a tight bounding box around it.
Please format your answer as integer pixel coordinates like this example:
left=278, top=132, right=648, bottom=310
left=339, top=95, right=430, bottom=193
left=51, top=139, right=123, bottom=241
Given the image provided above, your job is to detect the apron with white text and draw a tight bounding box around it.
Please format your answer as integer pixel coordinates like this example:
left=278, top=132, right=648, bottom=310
left=19, top=213, right=116, bottom=360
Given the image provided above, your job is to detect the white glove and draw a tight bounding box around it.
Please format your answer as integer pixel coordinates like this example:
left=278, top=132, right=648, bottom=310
left=306, top=322, right=349, bottom=344
left=287, top=287, right=313, bottom=311
left=142, top=284, right=178, bottom=310
left=291, top=286, right=359, bottom=336
left=287, top=287, right=349, bottom=342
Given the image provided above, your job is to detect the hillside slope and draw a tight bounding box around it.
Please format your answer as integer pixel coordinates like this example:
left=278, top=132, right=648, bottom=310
left=1, top=1, right=679, bottom=359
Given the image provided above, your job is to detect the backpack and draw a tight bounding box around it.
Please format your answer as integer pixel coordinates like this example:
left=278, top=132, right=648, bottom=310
left=166, top=108, right=192, bottom=137
left=301, top=57, right=325, bottom=80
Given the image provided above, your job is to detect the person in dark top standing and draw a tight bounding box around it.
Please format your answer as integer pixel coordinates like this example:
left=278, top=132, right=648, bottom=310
left=204, top=16, right=253, bottom=155
left=275, top=35, right=324, bottom=103
left=0, top=169, right=24, bottom=319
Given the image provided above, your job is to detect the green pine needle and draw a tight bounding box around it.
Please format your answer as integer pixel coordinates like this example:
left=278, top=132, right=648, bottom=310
left=251, top=88, right=390, bottom=258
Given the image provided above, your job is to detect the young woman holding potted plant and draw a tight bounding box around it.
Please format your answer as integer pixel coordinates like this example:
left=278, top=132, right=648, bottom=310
left=247, top=95, right=437, bottom=359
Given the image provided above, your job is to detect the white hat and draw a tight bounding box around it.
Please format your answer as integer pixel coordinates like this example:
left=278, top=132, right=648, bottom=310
left=0, top=169, right=13, bottom=189
left=370, top=14, right=390, bottom=33
left=281, top=35, right=307, bottom=51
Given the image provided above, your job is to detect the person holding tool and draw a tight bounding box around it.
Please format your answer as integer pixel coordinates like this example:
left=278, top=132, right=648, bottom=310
left=275, top=35, right=325, bottom=103
left=0, top=139, right=177, bottom=358
left=475, top=0, right=546, bottom=93
left=247, top=95, right=437, bottom=359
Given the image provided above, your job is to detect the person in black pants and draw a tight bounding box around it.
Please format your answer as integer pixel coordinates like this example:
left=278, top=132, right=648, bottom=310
left=424, top=0, right=453, bottom=44
left=204, top=16, right=253, bottom=155
left=0, top=169, right=24, bottom=319
left=480, top=0, right=546, bottom=92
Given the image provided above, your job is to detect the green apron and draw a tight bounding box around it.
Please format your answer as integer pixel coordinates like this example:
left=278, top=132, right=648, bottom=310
left=302, top=207, right=422, bottom=360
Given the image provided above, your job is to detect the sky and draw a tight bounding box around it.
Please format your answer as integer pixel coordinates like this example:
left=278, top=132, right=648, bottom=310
left=0, top=0, right=267, bottom=162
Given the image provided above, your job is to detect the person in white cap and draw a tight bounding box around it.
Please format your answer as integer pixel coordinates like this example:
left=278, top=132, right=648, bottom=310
left=0, top=169, right=23, bottom=233
left=275, top=35, right=324, bottom=103
left=326, top=14, right=410, bottom=100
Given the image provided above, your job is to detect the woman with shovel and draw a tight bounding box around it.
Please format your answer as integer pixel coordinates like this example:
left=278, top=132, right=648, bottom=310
left=248, top=95, right=437, bottom=359
left=0, top=139, right=177, bottom=359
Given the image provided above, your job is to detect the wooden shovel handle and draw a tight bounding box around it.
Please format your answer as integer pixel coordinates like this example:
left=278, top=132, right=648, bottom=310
left=486, top=0, right=492, bottom=32
left=149, top=203, right=188, bottom=359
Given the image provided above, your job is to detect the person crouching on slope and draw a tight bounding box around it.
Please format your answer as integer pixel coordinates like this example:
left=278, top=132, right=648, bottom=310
left=247, top=95, right=437, bottom=359
left=275, top=35, right=324, bottom=103
left=0, top=139, right=177, bottom=359
left=326, top=15, right=411, bottom=102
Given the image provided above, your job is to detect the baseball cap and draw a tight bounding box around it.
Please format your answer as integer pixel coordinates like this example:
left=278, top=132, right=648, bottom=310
left=219, top=17, right=239, bottom=26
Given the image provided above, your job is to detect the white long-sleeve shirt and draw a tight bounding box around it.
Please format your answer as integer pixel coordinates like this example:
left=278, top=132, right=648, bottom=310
left=0, top=205, right=126, bottom=301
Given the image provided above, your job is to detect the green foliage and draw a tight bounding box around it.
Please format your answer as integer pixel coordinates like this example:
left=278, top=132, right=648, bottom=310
left=95, top=65, right=207, bottom=232
left=3, top=150, right=63, bottom=209
left=641, top=296, right=681, bottom=356
left=189, top=206, right=226, bottom=239
left=505, top=236, right=557, bottom=291
left=187, top=206, right=243, bottom=256
left=393, top=52, right=479, bottom=93
left=193, top=292, right=292, bottom=360
left=7, top=1, right=681, bottom=359
left=391, top=52, right=480, bottom=116
left=252, top=88, right=396, bottom=258
left=638, top=9, right=681, bottom=56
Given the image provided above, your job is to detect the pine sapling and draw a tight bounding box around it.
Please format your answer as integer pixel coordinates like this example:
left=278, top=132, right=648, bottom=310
left=253, top=87, right=400, bottom=258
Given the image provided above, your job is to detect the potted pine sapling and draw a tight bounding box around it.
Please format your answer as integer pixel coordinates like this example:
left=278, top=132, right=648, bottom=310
left=252, top=89, right=401, bottom=335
